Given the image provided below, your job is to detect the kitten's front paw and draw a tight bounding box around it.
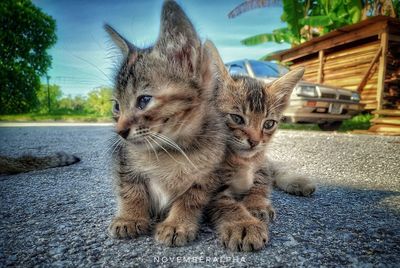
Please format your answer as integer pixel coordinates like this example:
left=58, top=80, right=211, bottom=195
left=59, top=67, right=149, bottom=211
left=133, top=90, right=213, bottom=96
left=287, top=181, right=316, bottom=196
left=108, top=217, right=149, bottom=239
left=248, top=205, right=276, bottom=223
left=219, top=219, right=268, bottom=252
left=155, top=220, right=198, bottom=247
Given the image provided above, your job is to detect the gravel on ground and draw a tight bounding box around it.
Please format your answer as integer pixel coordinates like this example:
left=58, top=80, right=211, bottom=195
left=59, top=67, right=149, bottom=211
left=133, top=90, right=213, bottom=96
left=1, top=126, right=399, bottom=267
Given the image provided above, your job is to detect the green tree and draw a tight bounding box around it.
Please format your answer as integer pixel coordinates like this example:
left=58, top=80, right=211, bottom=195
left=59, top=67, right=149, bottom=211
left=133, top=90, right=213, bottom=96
left=85, top=87, right=113, bottom=116
left=36, top=84, right=62, bottom=113
left=229, top=0, right=399, bottom=54
left=0, top=0, right=57, bottom=114
left=58, top=95, right=87, bottom=114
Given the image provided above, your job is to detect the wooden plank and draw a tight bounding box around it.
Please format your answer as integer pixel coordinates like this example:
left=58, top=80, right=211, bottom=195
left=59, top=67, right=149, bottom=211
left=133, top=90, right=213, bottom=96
left=324, top=68, right=372, bottom=78
left=360, top=100, right=378, bottom=104
left=317, top=50, right=324, bottom=84
left=357, top=46, right=382, bottom=92
left=364, top=104, right=377, bottom=110
left=351, top=129, right=400, bottom=136
left=280, top=22, right=386, bottom=62
left=325, top=77, right=363, bottom=86
left=361, top=90, right=377, bottom=96
left=369, top=124, right=400, bottom=133
left=372, top=109, right=400, bottom=116
left=376, top=29, right=389, bottom=110
left=324, top=42, right=380, bottom=60
left=324, top=56, right=373, bottom=72
left=370, top=117, right=400, bottom=125
left=361, top=95, right=378, bottom=101
left=271, top=16, right=394, bottom=62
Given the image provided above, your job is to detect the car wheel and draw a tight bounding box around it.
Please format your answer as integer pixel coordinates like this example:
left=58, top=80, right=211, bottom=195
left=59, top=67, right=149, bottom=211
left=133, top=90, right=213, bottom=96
left=318, top=121, right=342, bottom=131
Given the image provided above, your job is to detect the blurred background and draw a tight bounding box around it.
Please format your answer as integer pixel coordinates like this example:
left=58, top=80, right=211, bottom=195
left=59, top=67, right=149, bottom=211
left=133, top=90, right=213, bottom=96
left=1, top=0, right=399, bottom=132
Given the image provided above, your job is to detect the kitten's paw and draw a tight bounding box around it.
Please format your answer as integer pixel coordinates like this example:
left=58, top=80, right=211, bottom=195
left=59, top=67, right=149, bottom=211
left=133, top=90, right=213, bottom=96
left=155, top=220, right=198, bottom=247
left=108, top=217, right=149, bottom=239
left=286, top=181, right=316, bottom=197
left=248, top=205, right=276, bottom=223
left=219, top=219, right=268, bottom=252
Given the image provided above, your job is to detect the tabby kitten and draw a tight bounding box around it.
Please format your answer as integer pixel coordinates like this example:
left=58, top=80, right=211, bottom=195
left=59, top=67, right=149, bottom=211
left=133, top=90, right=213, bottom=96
left=205, top=40, right=314, bottom=252
left=105, top=1, right=227, bottom=246
left=0, top=152, right=80, bottom=175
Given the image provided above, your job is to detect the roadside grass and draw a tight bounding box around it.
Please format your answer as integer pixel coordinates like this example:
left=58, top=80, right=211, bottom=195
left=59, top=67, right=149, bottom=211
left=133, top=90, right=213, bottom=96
left=339, top=113, right=373, bottom=131
left=1, top=112, right=373, bottom=132
left=0, top=113, right=112, bottom=123
left=279, top=113, right=373, bottom=132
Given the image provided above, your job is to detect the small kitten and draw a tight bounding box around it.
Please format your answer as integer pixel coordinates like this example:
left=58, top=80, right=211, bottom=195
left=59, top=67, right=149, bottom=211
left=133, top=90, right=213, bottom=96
left=205, top=40, right=315, bottom=252
left=0, top=152, right=80, bottom=175
left=105, top=1, right=227, bottom=246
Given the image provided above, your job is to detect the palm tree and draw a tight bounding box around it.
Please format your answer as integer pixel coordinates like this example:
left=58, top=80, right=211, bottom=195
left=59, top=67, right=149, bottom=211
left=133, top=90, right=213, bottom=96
left=229, top=0, right=399, bottom=49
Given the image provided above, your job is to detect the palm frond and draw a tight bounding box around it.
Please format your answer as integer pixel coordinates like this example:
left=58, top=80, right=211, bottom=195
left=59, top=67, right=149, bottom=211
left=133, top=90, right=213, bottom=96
left=300, top=15, right=332, bottom=27
left=228, top=0, right=282, bottom=19
left=241, top=28, right=292, bottom=46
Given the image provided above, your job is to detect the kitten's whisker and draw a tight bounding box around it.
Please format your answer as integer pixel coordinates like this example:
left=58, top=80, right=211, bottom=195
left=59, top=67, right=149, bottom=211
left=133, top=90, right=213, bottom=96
left=175, top=117, right=191, bottom=134
left=228, top=138, right=244, bottom=146
left=105, top=135, right=122, bottom=156
left=148, top=136, right=184, bottom=165
left=152, top=133, right=198, bottom=170
left=109, top=138, right=123, bottom=157
left=72, top=54, right=113, bottom=83
left=145, top=137, right=159, bottom=161
left=142, top=137, right=152, bottom=158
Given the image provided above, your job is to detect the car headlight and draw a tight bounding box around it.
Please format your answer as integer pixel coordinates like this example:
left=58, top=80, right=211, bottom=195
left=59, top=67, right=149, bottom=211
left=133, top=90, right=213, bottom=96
left=296, top=85, right=317, bottom=97
left=351, top=93, right=360, bottom=102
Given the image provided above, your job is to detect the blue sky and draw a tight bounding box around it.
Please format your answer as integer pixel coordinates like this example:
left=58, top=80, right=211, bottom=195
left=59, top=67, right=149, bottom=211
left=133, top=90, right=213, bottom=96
left=32, top=0, right=289, bottom=96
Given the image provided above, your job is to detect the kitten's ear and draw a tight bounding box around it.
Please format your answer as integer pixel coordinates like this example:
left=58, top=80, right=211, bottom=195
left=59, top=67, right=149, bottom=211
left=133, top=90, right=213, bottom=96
left=156, top=0, right=201, bottom=71
left=156, top=1, right=214, bottom=92
left=204, top=40, right=231, bottom=81
left=157, top=0, right=199, bottom=48
left=104, top=24, right=137, bottom=59
left=267, top=67, right=305, bottom=111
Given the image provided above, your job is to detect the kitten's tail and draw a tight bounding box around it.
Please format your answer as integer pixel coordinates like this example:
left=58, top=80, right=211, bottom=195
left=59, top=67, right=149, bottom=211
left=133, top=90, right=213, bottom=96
left=0, top=152, right=80, bottom=175
left=268, top=159, right=316, bottom=197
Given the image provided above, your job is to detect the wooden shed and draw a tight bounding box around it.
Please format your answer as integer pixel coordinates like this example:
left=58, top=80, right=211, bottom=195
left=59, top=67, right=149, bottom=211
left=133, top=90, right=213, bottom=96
left=270, top=16, right=400, bottom=135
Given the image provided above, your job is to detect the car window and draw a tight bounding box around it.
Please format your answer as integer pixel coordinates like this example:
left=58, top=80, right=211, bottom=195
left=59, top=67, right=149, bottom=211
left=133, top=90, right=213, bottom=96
left=249, top=60, right=288, bottom=78
left=226, top=63, right=248, bottom=76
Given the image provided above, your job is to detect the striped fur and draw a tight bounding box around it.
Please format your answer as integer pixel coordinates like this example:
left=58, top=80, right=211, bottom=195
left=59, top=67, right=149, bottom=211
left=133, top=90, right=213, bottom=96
left=205, top=40, right=314, bottom=252
left=106, top=1, right=228, bottom=247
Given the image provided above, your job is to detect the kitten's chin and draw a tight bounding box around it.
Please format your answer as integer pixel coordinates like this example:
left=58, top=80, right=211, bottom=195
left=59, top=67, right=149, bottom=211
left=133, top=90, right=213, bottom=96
left=233, top=148, right=257, bottom=158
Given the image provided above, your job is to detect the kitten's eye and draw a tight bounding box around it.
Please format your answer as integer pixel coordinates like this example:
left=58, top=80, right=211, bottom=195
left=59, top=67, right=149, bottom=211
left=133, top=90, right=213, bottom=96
left=136, top=95, right=152, bottom=110
left=112, top=100, right=120, bottom=114
left=263, top=120, right=276, bottom=130
left=230, top=114, right=245, bottom=125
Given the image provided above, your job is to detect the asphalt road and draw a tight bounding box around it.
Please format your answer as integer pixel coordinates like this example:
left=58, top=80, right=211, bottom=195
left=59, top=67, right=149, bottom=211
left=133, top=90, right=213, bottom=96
left=1, top=125, right=399, bottom=267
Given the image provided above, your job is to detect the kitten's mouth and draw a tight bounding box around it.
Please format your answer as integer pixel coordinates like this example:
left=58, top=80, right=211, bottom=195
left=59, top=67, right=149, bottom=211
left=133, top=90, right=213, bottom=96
left=237, top=147, right=260, bottom=157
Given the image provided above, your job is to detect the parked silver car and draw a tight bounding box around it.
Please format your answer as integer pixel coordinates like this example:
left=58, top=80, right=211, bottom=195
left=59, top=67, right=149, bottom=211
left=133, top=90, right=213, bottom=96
left=225, top=59, right=363, bottom=130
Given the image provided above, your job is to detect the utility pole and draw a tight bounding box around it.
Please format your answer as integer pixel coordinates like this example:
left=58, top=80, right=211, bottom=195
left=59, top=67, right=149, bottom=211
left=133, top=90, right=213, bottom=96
left=46, top=75, right=51, bottom=113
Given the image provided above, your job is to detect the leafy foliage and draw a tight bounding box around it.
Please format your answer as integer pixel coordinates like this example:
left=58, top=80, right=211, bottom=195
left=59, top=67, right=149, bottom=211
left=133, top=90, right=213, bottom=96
left=228, top=0, right=281, bottom=18
left=58, top=95, right=87, bottom=114
left=0, top=0, right=57, bottom=114
left=53, top=87, right=112, bottom=116
left=85, top=87, right=113, bottom=116
left=36, top=84, right=62, bottom=113
left=230, top=0, right=399, bottom=50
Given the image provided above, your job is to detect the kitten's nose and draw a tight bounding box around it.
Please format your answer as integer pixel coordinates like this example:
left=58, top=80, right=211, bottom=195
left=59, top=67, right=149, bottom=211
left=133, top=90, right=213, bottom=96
left=118, top=128, right=130, bottom=139
left=248, top=139, right=260, bottom=148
